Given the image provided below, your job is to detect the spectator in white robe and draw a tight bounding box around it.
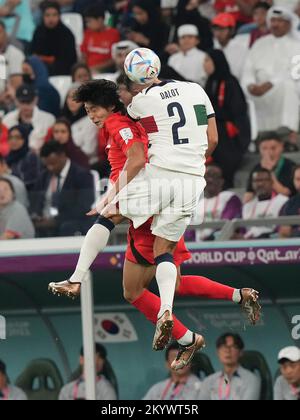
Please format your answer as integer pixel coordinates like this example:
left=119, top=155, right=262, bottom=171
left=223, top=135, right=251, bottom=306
left=241, top=6, right=300, bottom=136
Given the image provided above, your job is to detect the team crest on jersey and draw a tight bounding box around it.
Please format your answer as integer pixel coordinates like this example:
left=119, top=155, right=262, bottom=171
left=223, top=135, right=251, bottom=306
left=119, top=128, right=133, bottom=144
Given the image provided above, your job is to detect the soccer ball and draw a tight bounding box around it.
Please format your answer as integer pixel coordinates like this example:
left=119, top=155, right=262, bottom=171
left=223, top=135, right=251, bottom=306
left=124, top=48, right=161, bottom=85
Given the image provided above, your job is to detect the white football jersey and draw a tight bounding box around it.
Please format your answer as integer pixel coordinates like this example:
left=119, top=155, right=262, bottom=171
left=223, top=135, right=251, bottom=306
left=127, top=80, right=215, bottom=176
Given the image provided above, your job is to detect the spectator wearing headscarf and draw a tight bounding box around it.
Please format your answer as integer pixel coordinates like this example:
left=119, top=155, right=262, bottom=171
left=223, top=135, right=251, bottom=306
left=204, top=49, right=251, bottom=187
left=0, top=178, right=34, bottom=240
left=6, top=125, right=43, bottom=191
left=49, top=118, right=89, bottom=168
left=31, top=1, right=77, bottom=75
left=23, top=56, right=61, bottom=117
left=126, top=0, right=169, bottom=55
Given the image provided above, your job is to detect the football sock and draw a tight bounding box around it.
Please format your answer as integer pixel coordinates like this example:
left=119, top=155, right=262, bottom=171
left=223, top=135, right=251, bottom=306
left=69, top=219, right=115, bottom=284
left=178, top=275, right=236, bottom=301
left=154, top=253, right=177, bottom=319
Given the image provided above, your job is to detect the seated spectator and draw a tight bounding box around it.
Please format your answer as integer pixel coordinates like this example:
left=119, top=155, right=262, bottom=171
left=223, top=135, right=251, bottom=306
left=242, top=6, right=300, bottom=137
left=6, top=125, right=43, bottom=191
left=245, top=132, right=296, bottom=203
left=192, top=164, right=242, bottom=241
left=0, top=20, right=24, bottom=86
left=22, top=56, right=61, bottom=117
left=71, top=63, right=92, bottom=84
left=173, top=0, right=213, bottom=51
left=242, top=168, right=288, bottom=239
left=50, top=118, right=89, bottom=168
left=59, top=343, right=117, bottom=400
left=0, top=177, right=34, bottom=239
left=279, top=165, right=300, bottom=238
left=2, top=84, right=56, bottom=152
left=212, top=13, right=249, bottom=80
left=31, top=141, right=94, bottom=237
left=274, top=346, right=300, bottom=400
left=126, top=0, right=169, bottom=55
left=143, top=342, right=202, bottom=400
left=204, top=49, right=251, bottom=187
left=61, top=84, right=98, bottom=165
left=0, top=154, right=29, bottom=207
left=249, top=1, right=271, bottom=47
left=0, top=359, right=27, bottom=400
left=81, top=2, right=120, bottom=75
left=31, top=1, right=77, bottom=75
left=200, top=333, right=260, bottom=400
left=168, top=24, right=206, bottom=86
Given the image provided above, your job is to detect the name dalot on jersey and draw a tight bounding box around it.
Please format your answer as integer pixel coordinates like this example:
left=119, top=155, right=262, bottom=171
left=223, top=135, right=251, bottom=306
left=160, top=88, right=180, bottom=100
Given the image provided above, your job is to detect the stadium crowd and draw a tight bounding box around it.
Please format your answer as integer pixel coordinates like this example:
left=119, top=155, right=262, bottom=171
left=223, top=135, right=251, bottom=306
left=0, top=0, right=300, bottom=240
left=0, top=337, right=299, bottom=400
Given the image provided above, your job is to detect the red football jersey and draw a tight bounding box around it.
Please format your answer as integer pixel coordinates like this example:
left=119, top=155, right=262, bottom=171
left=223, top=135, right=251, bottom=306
left=101, top=112, right=149, bottom=183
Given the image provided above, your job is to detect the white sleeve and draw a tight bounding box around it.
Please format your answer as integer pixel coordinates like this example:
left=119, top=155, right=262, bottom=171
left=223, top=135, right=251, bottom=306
left=127, top=94, right=145, bottom=120
left=204, top=91, right=215, bottom=117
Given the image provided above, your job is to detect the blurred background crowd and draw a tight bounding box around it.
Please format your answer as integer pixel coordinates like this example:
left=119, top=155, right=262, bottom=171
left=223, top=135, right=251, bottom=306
left=0, top=0, right=300, bottom=241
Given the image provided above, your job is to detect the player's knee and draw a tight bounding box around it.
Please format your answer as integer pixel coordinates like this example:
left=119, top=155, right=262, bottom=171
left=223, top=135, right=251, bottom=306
left=123, top=288, right=140, bottom=303
left=153, top=242, right=176, bottom=258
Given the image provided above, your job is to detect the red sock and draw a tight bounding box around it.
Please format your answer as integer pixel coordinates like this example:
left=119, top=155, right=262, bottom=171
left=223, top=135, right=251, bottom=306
left=132, top=289, right=188, bottom=340
left=178, top=275, right=234, bottom=301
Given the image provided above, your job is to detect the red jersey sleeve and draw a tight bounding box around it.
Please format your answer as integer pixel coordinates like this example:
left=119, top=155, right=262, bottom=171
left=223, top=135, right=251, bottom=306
left=105, top=114, right=148, bottom=156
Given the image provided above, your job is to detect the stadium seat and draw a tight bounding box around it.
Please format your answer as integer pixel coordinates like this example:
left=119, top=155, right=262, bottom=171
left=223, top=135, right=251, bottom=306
left=240, top=350, right=273, bottom=400
left=49, top=75, right=72, bottom=107
left=191, top=352, right=215, bottom=380
left=61, top=13, right=84, bottom=53
left=15, top=358, right=63, bottom=400
left=69, top=359, right=119, bottom=398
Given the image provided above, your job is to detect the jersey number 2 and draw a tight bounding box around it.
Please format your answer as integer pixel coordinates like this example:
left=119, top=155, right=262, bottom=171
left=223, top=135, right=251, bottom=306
left=167, top=102, right=189, bottom=145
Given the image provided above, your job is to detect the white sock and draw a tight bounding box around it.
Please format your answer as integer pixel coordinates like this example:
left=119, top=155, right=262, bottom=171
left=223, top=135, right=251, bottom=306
left=156, top=261, right=177, bottom=319
left=232, top=289, right=242, bottom=304
left=178, top=330, right=194, bottom=346
left=69, top=223, right=112, bottom=283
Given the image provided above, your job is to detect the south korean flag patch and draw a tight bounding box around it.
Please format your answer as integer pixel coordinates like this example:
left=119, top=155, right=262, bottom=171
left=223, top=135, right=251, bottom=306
left=119, top=127, right=134, bottom=144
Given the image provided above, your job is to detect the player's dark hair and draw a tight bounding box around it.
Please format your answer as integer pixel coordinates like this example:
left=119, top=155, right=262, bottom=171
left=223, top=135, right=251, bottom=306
left=216, top=333, right=244, bottom=350
left=165, top=341, right=180, bottom=361
left=73, top=80, right=126, bottom=114
left=292, top=164, right=300, bottom=178
left=40, top=140, right=66, bottom=158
